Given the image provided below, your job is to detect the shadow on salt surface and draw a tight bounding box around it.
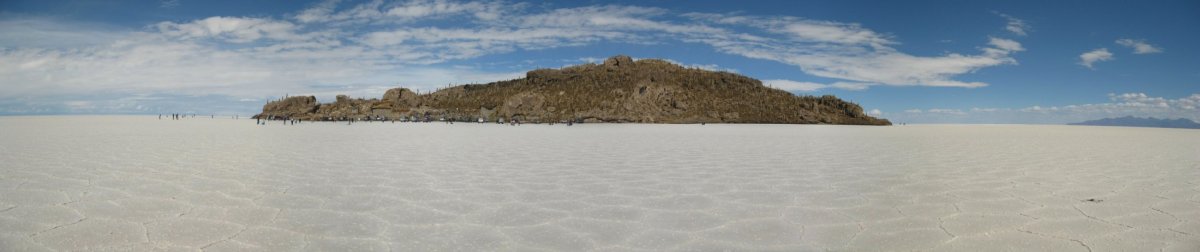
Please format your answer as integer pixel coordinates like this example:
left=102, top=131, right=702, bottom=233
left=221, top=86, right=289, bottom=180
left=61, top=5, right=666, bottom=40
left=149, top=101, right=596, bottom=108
left=0, top=117, right=1198, bottom=251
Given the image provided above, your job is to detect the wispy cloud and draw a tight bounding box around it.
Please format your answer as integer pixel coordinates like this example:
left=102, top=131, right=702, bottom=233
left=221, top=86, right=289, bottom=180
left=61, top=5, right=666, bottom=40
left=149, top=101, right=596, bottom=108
left=762, top=80, right=874, bottom=92
left=0, top=17, right=130, bottom=48
left=1115, top=38, right=1163, bottom=54
left=160, top=0, right=181, bottom=9
left=295, top=0, right=515, bottom=24
left=156, top=16, right=311, bottom=43
left=1, top=0, right=1027, bottom=114
left=988, top=37, right=1024, bottom=52
left=657, top=59, right=737, bottom=73
left=995, top=12, right=1029, bottom=36
left=890, top=93, right=1200, bottom=124
left=763, top=80, right=827, bottom=92
left=684, top=13, right=1023, bottom=88
left=927, top=109, right=966, bottom=115
left=1079, top=48, right=1114, bottom=69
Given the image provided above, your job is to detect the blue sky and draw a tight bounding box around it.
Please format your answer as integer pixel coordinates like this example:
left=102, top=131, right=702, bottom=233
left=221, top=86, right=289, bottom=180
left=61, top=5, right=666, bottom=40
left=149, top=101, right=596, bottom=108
left=1, top=0, right=1197, bottom=123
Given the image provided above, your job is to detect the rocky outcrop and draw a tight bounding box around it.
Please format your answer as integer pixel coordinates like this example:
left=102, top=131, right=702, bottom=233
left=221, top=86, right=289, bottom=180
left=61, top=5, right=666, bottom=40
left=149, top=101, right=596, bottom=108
left=257, top=96, right=318, bottom=119
left=255, top=55, right=891, bottom=125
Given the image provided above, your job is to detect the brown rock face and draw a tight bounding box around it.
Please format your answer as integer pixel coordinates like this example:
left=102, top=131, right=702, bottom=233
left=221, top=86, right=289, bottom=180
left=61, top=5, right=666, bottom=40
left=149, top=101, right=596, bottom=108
left=254, top=96, right=317, bottom=119
left=382, top=88, right=419, bottom=107
left=603, top=55, right=634, bottom=67
left=255, top=55, right=891, bottom=125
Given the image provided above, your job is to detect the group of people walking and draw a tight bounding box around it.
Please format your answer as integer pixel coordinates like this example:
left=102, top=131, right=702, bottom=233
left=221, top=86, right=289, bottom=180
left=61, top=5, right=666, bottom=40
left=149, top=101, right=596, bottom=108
left=159, top=113, right=192, bottom=120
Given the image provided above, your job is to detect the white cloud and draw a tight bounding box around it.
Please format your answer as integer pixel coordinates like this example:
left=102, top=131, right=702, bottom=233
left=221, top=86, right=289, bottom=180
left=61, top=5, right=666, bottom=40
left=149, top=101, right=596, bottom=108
left=830, top=82, right=873, bottom=91
left=926, top=108, right=966, bottom=115
left=996, top=13, right=1029, bottom=36
left=889, top=92, right=1200, bottom=124
left=1079, top=48, right=1114, bottom=69
left=988, top=37, right=1024, bottom=53
left=867, top=109, right=882, bottom=116
left=294, top=0, right=340, bottom=23
left=1013, top=93, right=1197, bottom=120
left=1, top=0, right=1032, bottom=114
left=658, top=59, right=736, bottom=72
left=0, top=31, right=524, bottom=105
left=577, top=57, right=604, bottom=64
left=684, top=13, right=1023, bottom=88
left=359, top=27, right=628, bottom=52
left=763, top=80, right=827, bottom=92
left=295, top=0, right=517, bottom=24
left=774, top=20, right=893, bottom=46
left=762, top=79, right=874, bottom=92
left=1115, top=39, right=1163, bottom=54
left=160, top=0, right=181, bottom=9
left=0, top=17, right=131, bottom=48
left=65, top=100, right=94, bottom=110
left=156, top=16, right=309, bottom=43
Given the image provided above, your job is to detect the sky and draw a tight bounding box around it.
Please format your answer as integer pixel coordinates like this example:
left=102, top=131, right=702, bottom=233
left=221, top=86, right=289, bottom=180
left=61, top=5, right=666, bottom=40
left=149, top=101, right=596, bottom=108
left=1, top=0, right=1197, bottom=124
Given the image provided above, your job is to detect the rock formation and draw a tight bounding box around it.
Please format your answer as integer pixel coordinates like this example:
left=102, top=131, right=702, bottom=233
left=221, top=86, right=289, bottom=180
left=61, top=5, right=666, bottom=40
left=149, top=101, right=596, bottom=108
left=254, top=55, right=891, bottom=125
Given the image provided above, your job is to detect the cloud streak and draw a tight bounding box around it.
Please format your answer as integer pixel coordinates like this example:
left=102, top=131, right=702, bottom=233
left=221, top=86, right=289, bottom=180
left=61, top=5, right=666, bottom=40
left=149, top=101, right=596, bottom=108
left=1078, top=48, right=1114, bottom=69
left=1115, top=38, right=1162, bottom=54
left=996, top=12, right=1029, bottom=36
left=762, top=79, right=875, bottom=92
left=1, top=0, right=1026, bottom=114
left=890, top=93, right=1200, bottom=124
left=684, top=13, right=1022, bottom=88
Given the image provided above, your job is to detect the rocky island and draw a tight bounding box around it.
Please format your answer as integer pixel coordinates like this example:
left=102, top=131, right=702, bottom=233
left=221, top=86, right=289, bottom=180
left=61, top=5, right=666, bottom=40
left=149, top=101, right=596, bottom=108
left=254, top=55, right=891, bottom=125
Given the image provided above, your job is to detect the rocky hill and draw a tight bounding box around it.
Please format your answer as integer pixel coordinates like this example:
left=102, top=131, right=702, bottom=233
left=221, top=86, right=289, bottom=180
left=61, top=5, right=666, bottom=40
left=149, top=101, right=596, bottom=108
left=254, top=55, right=891, bottom=125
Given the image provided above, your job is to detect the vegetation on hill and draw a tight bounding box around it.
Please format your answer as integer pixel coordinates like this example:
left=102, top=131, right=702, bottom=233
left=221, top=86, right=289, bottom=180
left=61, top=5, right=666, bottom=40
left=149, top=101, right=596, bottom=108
left=255, top=55, right=891, bottom=125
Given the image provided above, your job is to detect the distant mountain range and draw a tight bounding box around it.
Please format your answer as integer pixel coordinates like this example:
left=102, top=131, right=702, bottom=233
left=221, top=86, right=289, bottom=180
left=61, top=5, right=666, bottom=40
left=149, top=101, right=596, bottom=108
left=1069, top=116, right=1200, bottom=129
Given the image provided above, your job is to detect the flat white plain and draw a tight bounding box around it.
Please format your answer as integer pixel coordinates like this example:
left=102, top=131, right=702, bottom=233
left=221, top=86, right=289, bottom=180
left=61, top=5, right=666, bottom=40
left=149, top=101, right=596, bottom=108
left=1, top=116, right=1198, bottom=251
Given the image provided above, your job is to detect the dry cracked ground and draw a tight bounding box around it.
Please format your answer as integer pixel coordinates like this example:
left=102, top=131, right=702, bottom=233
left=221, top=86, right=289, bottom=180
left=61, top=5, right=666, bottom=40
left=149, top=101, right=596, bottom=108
left=1, top=116, right=1199, bottom=251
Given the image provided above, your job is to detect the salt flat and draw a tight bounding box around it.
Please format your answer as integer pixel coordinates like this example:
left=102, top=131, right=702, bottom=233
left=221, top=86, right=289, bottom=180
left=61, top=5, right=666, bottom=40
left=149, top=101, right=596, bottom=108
left=1, top=116, right=1198, bottom=251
